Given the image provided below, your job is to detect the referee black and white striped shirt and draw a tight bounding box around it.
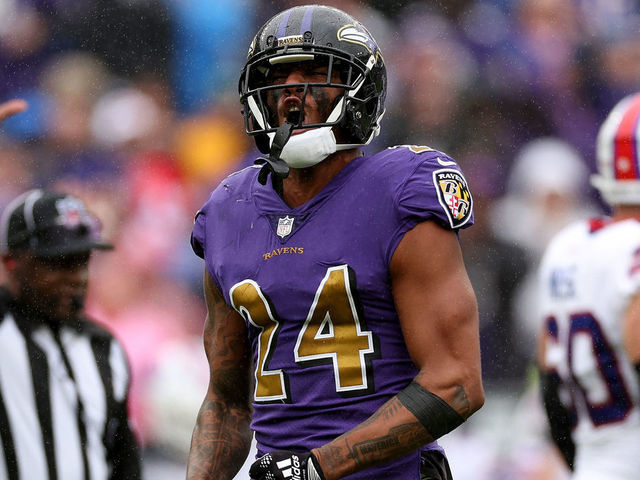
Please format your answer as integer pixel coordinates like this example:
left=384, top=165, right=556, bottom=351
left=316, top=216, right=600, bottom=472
left=0, top=288, right=141, bottom=480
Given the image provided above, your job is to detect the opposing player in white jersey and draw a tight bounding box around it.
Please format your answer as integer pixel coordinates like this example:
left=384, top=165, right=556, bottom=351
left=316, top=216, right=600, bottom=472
left=537, top=92, right=640, bottom=480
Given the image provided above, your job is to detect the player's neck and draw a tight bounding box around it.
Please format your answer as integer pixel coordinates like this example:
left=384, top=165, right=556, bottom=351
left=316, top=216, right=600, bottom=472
left=281, top=148, right=360, bottom=208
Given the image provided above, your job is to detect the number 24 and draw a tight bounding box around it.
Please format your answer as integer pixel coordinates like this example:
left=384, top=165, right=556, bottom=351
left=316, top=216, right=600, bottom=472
left=230, top=265, right=377, bottom=402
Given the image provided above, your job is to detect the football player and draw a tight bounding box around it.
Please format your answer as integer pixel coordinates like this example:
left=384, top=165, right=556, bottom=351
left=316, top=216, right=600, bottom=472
left=537, top=92, right=640, bottom=479
left=187, top=5, right=484, bottom=480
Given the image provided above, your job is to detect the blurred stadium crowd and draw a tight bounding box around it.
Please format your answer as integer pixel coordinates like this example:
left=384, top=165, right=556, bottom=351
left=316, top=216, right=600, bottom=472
left=1, top=0, right=639, bottom=478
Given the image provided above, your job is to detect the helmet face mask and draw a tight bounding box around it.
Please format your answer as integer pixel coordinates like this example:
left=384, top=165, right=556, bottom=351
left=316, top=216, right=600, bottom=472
left=591, top=92, right=640, bottom=206
left=244, top=52, right=356, bottom=132
left=239, top=5, right=386, bottom=156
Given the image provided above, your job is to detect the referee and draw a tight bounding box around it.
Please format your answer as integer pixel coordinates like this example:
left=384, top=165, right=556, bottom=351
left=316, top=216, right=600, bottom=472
left=0, top=189, right=141, bottom=480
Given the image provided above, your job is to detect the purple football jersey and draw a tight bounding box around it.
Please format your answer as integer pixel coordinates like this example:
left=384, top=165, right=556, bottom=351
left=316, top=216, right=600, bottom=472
left=191, top=145, right=474, bottom=479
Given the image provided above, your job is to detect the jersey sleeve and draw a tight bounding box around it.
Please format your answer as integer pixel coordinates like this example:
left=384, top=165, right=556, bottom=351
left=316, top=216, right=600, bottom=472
left=190, top=199, right=223, bottom=296
left=396, top=151, right=474, bottom=231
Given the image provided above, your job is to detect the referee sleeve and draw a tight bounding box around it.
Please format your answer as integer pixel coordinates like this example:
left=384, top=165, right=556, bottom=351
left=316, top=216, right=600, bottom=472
left=107, top=400, right=141, bottom=480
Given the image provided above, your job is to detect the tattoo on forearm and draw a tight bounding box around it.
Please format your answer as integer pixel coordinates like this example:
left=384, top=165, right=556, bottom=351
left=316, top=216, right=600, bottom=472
left=413, top=373, right=472, bottom=419
left=351, top=397, right=405, bottom=431
left=451, top=385, right=471, bottom=418
left=188, top=399, right=251, bottom=479
left=347, top=423, right=427, bottom=467
left=317, top=397, right=431, bottom=473
left=379, top=395, right=403, bottom=421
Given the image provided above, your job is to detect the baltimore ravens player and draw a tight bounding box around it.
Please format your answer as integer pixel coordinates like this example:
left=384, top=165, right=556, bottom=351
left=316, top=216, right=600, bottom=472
left=537, top=92, right=640, bottom=479
left=187, top=5, right=484, bottom=480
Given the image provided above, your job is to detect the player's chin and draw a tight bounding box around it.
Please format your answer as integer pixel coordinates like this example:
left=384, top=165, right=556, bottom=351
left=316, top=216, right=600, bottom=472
left=291, top=127, right=312, bottom=135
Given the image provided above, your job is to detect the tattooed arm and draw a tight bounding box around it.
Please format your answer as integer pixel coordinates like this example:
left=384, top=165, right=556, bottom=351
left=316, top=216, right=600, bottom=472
left=312, top=221, right=485, bottom=480
left=186, top=270, right=253, bottom=480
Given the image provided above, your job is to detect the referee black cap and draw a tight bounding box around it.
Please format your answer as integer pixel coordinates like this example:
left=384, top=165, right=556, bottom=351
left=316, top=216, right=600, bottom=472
left=0, top=189, right=113, bottom=257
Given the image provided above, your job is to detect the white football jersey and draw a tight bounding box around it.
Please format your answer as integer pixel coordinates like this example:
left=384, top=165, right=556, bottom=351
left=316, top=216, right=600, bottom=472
left=538, top=218, right=640, bottom=480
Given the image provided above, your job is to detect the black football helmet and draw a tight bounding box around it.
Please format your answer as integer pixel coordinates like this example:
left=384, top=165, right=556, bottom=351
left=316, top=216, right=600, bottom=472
left=239, top=5, right=387, bottom=155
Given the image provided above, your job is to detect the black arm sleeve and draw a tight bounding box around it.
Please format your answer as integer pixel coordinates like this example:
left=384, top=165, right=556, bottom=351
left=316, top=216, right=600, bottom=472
left=539, top=370, right=575, bottom=471
left=106, top=400, right=142, bottom=480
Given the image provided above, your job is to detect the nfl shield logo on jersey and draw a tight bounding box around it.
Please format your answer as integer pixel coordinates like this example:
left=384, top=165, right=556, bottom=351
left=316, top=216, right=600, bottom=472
left=277, top=216, right=294, bottom=238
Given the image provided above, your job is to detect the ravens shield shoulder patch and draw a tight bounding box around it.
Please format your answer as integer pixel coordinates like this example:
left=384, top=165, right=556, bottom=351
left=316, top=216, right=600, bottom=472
left=433, top=168, right=473, bottom=228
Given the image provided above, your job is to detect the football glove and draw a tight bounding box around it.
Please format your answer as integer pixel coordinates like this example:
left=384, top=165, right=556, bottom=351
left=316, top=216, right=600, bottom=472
left=249, top=450, right=325, bottom=480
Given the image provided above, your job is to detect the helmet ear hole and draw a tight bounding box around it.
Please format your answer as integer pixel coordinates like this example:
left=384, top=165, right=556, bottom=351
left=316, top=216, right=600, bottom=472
left=341, top=101, right=368, bottom=144
left=364, top=96, right=377, bottom=116
left=341, top=79, right=382, bottom=144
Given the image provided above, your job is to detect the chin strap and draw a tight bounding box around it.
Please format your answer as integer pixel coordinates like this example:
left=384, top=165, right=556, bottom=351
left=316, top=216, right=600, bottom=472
left=255, top=121, right=294, bottom=188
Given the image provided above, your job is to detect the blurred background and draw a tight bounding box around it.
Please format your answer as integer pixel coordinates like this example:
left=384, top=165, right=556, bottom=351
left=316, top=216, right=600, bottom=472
left=1, top=0, right=639, bottom=478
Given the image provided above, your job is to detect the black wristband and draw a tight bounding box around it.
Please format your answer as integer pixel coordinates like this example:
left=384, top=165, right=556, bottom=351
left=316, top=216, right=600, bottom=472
left=397, top=382, right=464, bottom=439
